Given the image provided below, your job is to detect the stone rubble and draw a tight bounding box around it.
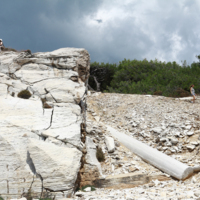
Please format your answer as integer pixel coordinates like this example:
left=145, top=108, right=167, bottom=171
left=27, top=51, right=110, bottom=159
left=73, top=92, right=200, bottom=199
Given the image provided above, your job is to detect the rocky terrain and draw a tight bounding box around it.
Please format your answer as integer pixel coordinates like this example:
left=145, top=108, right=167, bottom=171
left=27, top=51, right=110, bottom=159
left=73, top=93, right=200, bottom=200
left=0, top=48, right=90, bottom=199
left=2, top=48, right=200, bottom=200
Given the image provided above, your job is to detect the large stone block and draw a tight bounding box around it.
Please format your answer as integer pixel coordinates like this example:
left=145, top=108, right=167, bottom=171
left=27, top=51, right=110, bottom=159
left=28, top=139, right=82, bottom=192
left=0, top=48, right=89, bottom=198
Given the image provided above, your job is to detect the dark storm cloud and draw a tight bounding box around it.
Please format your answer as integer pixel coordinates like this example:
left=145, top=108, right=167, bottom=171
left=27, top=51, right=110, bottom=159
left=0, top=0, right=103, bottom=52
left=95, top=19, right=103, bottom=23
left=1, top=0, right=200, bottom=64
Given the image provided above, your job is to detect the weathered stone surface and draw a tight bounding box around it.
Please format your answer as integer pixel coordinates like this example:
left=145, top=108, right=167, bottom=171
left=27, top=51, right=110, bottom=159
left=32, top=78, right=85, bottom=103
left=14, top=63, right=78, bottom=83
left=0, top=125, right=42, bottom=199
left=0, top=96, right=51, bottom=130
left=0, top=51, right=23, bottom=74
left=0, top=83, right=8, bottom=96
left=42, top=104, right=82, bottom=147
left=0, top=48, right=90, bottom=199
left=28, top=139, right=82, bottom=192
left=105, top=136, right=115, bottom=153
left=85, top=137, right=102, bottom=175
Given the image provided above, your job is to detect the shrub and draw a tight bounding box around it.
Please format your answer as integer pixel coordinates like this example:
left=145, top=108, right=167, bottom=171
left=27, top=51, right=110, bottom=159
left=1, top=47, right=18, bottom=52
left=17, top=90, right=32, bottom=99
left=0, top=196, right=4, bottom=200
left=168, top=88, right=190, bottom=97
left=153, top=91, right=162, bottom=95
left=96, top=147, right=105, bottom=162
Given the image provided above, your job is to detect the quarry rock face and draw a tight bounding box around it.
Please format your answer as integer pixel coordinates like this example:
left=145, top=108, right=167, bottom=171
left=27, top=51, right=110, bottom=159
left=0, top=48, right=90, bottom=199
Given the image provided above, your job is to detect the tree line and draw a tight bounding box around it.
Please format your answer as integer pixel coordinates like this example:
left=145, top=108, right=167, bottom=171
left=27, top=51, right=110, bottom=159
left=89, top=56, right=200, bottom=97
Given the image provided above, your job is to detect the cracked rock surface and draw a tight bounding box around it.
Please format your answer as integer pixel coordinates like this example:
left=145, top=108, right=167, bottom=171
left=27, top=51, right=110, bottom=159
left=0, top=48, right=89, bottom=199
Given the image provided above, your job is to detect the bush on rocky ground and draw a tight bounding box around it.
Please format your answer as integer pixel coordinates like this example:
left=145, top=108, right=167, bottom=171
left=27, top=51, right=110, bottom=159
left=17, top=90, right=32, bottom=99
left=1, top=46, right=18, bottom=52
left=153, top=91, right=163, bottom=95
left=1, top=47, right=31, bottom=54
left=96, top=147, right=105, bottom=162
left=168, top=88, right=190, bottom=97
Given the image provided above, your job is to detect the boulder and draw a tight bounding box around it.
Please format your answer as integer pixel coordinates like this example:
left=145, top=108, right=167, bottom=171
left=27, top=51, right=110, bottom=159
left=0, top=48, right=90, bottom=199
left=28, top=139, right=82, bottom=192
left=85, top=137, right=102, bottom=175
left=105, top=136, right=115, bottom=153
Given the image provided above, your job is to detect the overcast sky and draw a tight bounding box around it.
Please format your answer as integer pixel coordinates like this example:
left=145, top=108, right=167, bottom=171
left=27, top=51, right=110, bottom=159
left=1, top=0, right=200, bottom=64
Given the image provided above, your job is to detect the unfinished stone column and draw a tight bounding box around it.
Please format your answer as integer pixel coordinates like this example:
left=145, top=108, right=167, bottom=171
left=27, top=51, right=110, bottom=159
left=106, top=125, right=194, bottom=180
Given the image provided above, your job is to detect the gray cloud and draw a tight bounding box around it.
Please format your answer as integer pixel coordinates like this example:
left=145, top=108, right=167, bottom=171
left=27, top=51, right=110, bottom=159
left=95, top=19, right=103, bottom=23
left=1, top=0, right=200, bottom=64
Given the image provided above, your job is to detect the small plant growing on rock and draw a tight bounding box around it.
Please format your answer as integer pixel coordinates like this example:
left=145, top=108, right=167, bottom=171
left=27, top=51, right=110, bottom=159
left=96, top=147, right=105, bottom=162
left=17, top=90, right=32, bottom=99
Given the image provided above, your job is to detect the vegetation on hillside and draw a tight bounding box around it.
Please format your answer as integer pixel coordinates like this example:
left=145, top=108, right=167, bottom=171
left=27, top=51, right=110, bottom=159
left=89, top=56, right=200, bottom=97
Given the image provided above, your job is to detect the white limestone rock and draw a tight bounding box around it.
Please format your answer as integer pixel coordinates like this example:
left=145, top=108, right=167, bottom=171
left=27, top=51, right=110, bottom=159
left=0, top=51, right=23, bottom=74
left=0, top=48, right=90, bottom=198
left=186, top=145, right=196, bottom=151
left=0, top=125, right=42, bottom=198
left=85, top=137, right=103, bottom=175
left=0, top=96, right=51, bottom=130
left=42, top=123, right=81, bottom=147
left=170, top=137, right=178, bottom=145
left=28, top=139, right=82, bottom=192
left=16, top=48, right=90, bottom=81
left=152, top=127, right=162, bottom=134
left=105, top=136, right=115, bottom=153
left=41, top=103, right=82, bottom=148
left=32, top=78, right=85, bottom=103
left=0, top=83, right=8, bottom=96
left=50, top=105, right=81, bottom=129
left=187, top=131, right=194, bottom=136
left=14, top=63, right=79, bottom=83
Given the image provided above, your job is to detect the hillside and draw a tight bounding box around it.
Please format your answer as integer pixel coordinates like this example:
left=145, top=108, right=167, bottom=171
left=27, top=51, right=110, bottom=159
left=75, top=92, right=200, bottom=199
